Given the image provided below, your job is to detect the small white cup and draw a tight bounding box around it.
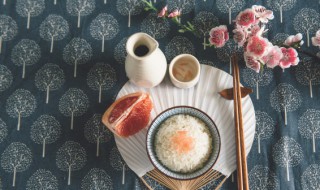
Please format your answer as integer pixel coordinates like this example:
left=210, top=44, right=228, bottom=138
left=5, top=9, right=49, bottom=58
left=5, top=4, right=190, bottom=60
left=169, top=54, right=200, bottom=89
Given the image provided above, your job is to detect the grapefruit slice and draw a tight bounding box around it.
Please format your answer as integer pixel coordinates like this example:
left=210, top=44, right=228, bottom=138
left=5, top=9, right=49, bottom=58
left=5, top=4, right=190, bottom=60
left=102, top=92, right=153, bottom=137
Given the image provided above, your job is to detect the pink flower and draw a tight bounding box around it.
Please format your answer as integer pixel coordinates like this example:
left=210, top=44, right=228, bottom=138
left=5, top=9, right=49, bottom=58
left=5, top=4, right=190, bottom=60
left=261, top=45, right=283, bottom=68
left=233, top=27, right=247, bottom=46
left=246, top=36, right=269, bottom=57
left=244, top=53, right=260, bottom=72
left=158, top=6, right=167, bottom=17
left=279, top=47, right=299, bottom=69
left=284, top=33, right=304, bottom=46
left=311, top=30, right=320, bottom=47
left=209, top=25, right=229, bottom=48
left=252, top=5, right=274, bottom=23
left=168, top=9, right=181, bottom=18
left=236, top=9, right=256, bottom=27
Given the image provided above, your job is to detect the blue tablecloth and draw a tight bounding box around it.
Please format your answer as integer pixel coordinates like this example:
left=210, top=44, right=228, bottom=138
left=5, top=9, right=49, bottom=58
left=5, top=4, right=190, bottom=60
left=0, top=0, right=319, bottom=189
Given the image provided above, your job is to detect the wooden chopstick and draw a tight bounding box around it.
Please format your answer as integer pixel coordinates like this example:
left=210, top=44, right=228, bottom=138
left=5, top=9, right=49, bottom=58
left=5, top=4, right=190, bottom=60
left=232, top=55, right=249, bottom=190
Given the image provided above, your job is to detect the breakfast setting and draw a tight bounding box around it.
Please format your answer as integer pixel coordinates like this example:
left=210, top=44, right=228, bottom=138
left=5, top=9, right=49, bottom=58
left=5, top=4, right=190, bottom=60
left=0, top=0, right=319, bottom=190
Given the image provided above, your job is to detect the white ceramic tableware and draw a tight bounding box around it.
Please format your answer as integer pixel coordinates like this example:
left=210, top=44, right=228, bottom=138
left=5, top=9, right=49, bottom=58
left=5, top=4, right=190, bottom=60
left=125, top=32, right=167, bottom=88
left=169, top=54, right=200, bottom=89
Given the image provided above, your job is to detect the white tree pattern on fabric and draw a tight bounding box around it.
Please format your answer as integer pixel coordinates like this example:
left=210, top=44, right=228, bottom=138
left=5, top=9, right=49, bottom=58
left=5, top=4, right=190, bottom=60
left=110, top=146, right=129, bottom=185
left=56, top=141, right=87, bottom=185
left=87, top=63, right=117, bottom=103
left=200, top=60, right=215, bottom=67
left=272, top=136, right=303, bottom=181
left=63, top=38, right=92, bottom=78
left=39, top=14, right=69, bottom=53
left=271, top=33, right=289, bottom=45
left=216, top=0, right=245, bottom=24
left=66, top=0, right=95, bottom=28
left=84, top=114, right=112, bottom=157
left=168, top=0, right=195, bottom=23
left=301, top=164, right=320, bottom=190
left=81, top=168, right=113, bottom=190
left=26, top=169, right=58, bottom=190
left=0, top=65, right=12, bottom=92
left=298, top=109, right=320, bottom=153
left=293, top=8, right=320, bottom=47
left=141, top=175, right=168, bottom=190
left=140, top=13, right=170, bottom=39
left=267, top=0, right=296, bottom=23
left=270, top=83, right=302, bottom=126
left=254, top=111, right=274, bottom=154
left=217, top=40, right=243, bottom=74
left=6, top=89, right=37, bottom=131
left=59, top=88, right=89, bottom=130
left=0, top=15, right=18, bottom=54
left=1, top=142, right=32, bottom=187
left=116, top=0, right=144, bottom=27
left=295, top=58, right=320, bottom=98
left=11, top=39, right=41, bottom=79
left=0, top=118, right=7, bottom=143
left=193, top=11, right=219, bottom=50
left=165, top=36, right=195, bottom=62
left=35, top=63, right=65, bottom=103
left=114, top=37, right=128, bottom=65
left=249, top=165, right=279, bottom=189
left=243, top=67, right=273, bottom=99
left=31, top=115, right=61, bottom=158
left=16, top=0, right=45, bottom=29
left=90, top=13, right=119, bottom=52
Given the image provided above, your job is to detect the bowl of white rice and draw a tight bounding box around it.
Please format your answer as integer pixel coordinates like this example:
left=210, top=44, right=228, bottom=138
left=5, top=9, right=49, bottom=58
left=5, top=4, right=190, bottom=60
left=146, top=106, right=221, bottom=180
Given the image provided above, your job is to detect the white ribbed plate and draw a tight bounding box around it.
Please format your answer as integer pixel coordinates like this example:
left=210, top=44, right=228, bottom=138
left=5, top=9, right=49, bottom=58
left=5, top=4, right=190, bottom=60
left=115, top=64, right=256, bottom=177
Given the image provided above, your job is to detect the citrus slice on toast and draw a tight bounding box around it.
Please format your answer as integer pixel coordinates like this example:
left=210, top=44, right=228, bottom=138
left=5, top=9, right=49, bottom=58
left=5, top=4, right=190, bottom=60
left=102, top=92, right=153, bottom=137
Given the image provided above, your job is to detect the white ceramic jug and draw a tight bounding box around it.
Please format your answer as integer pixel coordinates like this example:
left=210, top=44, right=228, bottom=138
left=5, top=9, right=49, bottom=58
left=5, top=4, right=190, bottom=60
left=125, top=33, right=167, bottom=88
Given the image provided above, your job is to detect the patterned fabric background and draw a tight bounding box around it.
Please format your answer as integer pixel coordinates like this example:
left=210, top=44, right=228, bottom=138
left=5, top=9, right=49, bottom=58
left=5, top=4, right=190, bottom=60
left=0, top=0, right=319, bottom=189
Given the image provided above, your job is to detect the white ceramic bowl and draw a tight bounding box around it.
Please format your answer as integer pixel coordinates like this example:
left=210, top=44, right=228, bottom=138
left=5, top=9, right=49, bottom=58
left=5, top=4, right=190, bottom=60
left=146, top=106, right=221, bottom=180
left=169, top=54, right=200, bottom=89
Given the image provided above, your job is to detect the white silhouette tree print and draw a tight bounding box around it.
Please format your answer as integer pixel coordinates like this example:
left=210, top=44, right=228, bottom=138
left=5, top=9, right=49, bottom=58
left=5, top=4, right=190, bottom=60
left=16, top=0, right=45, bottom=29
left=66, top=0, right=95, bottom=28
left=271, top=33, right=289, bottom=45
left=63, top=38, right=92, bottom=77
left=168, top=0, right=195, bottom=22
left=26, top=169, right=58, bottom=190
left=1, top=142, right=32, bottom=187
left=84, top=114, right=112, bottom=157
left=31, top=115, right=61, bottom=158
left=87, top=63, right=117, bottom=103
left=293, top=8, right=320, bottom=47
left=35, top=63, right=65, bottom=104
left=193, top=11, right=219, bottom=50
left=243, top=67, right=273, bottom=99
left=90, top=13, right=119, bottom=52
left=249, top=165, right=279, bottom=189
left=56, top=141, right=87, bottom=185
left=141, top=175, right=169, bottom=190
left=116, top=0, right=143, bottom=27
left=11, top=39, right=41, bottom=79
left=81, top=168, right=113, bottom=190
left=301, top=164, right=320, bottom=190
left=59, top=88, right=89, bottom=130
left=267, top=0, right=296, bottom=23
left=40, top=14, right=69, bottom=53
left=272, top=136, right=303, bottom=181
left=165, top=36, right=195, bottom=62
left=217, top=40, right=243, bottom=74
left=298, top=109, right=320, bottom=153
left=255, top=111, right=274, bottom=154
left=216, top=0, right=245, bottom=24
left=0, top=65, right=12, bottom=92
left=6, top=89, right=37, bottom=131
left=114, top=37, right=128, bottom=65
left=270, top=83, right=302, bottom=126
left=0, top=15, right=18, bottom=54
left=141, top=13, right=170, bottom=39
left=110, top=146, right=129, bottom=185
left=295, top=58, right=320, bottom=98
left=0, top=118, right=7, bottom=143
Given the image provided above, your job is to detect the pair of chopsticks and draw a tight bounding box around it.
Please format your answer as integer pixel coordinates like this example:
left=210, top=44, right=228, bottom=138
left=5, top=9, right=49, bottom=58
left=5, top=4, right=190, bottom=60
left=231, top=54, right=249, bottom=190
